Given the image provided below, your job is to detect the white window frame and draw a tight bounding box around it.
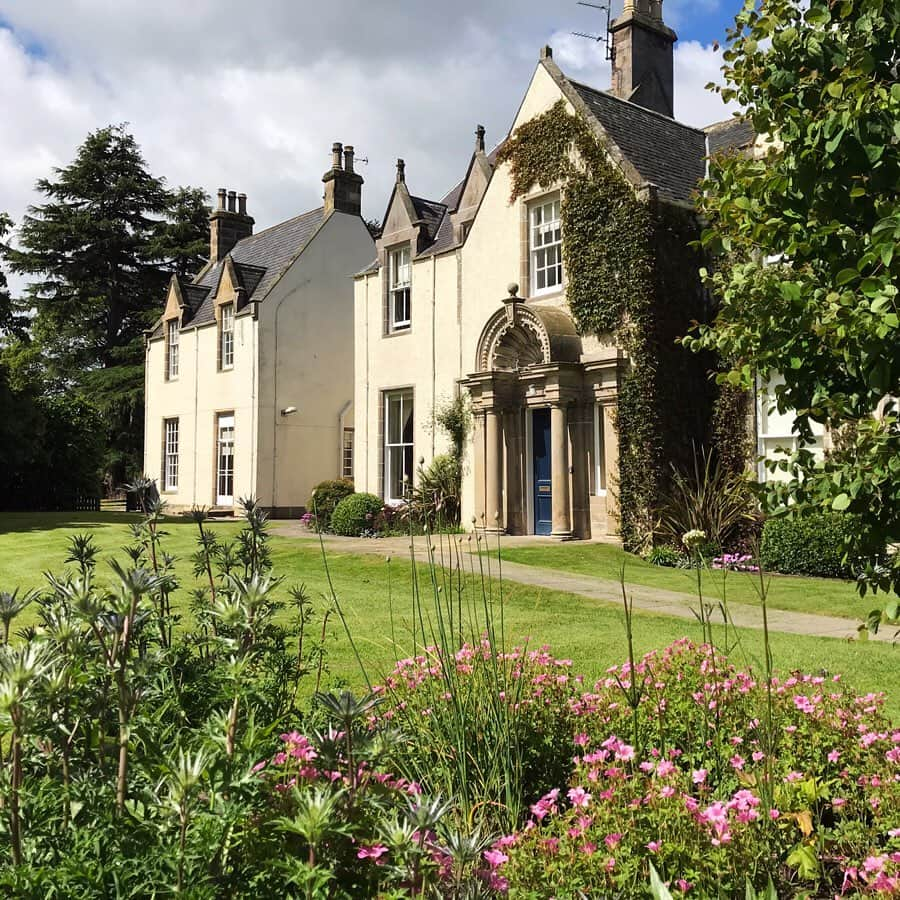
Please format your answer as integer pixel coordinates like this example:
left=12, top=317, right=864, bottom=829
left=163, top=418, right=179, bottom=491
left=384, top=389, right=414, bottom=502
left=529, top=196, right=563, bottom=295
left=219, top=303, right=234, bottom=370
left=388, top=246, right=411, bottom=332
left=594, top=404, right=607, bottom=496
left=166, top=319, right=179, bottom=380
left=342, top=427, right=354, bottom=480
left=216, top=413, right=235, bottom=506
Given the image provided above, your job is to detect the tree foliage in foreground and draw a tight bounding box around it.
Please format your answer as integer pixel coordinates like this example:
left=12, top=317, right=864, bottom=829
left=3, top=125, right=209, bottom=485
left=689, top=0, right=900, bottom=594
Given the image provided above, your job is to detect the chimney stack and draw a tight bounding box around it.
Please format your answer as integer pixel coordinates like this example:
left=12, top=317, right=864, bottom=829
left=610, top=0, right=677, bottom=117
left=209, top=187, right=254, bottom=265
left=322, top=140, right=363, bottom=216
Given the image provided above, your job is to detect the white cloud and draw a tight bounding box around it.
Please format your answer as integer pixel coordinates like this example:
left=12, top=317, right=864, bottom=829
left=0, top=2, right=737, bottom=297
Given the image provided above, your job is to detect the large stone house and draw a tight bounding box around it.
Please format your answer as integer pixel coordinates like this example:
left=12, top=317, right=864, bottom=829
left=353, top=0, right=749, bottom=539
left=144, top=145, right=374, bottom=514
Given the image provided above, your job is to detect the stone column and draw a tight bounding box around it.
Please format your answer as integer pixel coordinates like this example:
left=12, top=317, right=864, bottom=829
left=550, top=404, right=571, bottom=537
left=603, top=405, right=619, bottom=533
left=472, top=412, right=486, bottom=526
left=484, top=409, right=504, bottom=532
left=504, top=409, right=524, bottom=534
left=570, top=405, right=591, bottom=539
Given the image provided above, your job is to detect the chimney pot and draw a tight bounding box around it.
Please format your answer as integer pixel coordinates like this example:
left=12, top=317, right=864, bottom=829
left=396, top=158, right=406, bottom=184
left=332, top=142, right=343, bottom=169
left=475, top=125, right=486, bottom=153
left=217, top=188, right=227, bottom=210
left=238, top=192, right=247, bottom=215
left=227, top=190, right=237, bottom=213
left=344, top=145, right=355, bottom=174
left=649, top=0, right=663, bottom=19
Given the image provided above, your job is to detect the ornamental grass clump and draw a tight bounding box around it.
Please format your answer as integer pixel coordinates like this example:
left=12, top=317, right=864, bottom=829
left=489, top=640, right=900, bottom=898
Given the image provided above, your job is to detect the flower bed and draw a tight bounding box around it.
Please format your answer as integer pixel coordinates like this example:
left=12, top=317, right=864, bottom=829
left=486, top=640, right=900, bottom=897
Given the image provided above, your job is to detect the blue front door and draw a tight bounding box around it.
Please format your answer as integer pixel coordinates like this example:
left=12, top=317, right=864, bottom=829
left=533, top=408, right=552, bottom=535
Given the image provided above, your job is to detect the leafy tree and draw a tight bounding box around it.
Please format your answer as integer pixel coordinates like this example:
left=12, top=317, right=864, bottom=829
left=6, top=125, right=209, bottom=484
left=689, top=0, right=900, bottom=594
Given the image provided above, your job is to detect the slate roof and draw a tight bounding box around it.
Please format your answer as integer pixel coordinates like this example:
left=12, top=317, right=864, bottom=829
left=182, top=207, right=325, bottom=329
left=569, top=79, right=708, bottom=202
left=705, top=117, right=756, bottom=157
left=410, top=196, right=447, bottom=240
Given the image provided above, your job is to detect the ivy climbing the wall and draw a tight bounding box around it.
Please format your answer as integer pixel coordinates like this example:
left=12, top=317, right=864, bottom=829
left=497, top=100, right=719, bottom=550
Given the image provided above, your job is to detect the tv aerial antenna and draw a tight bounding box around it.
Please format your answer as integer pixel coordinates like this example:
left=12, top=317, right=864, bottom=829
left=571, top=1, right=615, bottom=62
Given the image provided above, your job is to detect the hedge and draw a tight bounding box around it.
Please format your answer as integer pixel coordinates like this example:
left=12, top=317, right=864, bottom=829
left=760, top=512, right=857, bottom=579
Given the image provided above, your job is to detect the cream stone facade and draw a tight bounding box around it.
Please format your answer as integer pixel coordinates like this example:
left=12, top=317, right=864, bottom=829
left=354, top=0, right=721, bottom=539
left=144, top=146, right=374, bottom=514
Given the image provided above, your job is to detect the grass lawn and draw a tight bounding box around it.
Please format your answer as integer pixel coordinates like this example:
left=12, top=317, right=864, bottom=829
left=493, top=542, right=890, bottom=619
left=1, top=513, right=898, bottom=719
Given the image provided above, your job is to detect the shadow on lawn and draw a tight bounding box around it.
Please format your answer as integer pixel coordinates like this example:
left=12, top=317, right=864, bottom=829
left=0, top=511, right=152, bottom=535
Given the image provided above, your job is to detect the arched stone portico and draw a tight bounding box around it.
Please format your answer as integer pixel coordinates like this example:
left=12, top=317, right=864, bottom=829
left=461, top=287, right=627, bottom=538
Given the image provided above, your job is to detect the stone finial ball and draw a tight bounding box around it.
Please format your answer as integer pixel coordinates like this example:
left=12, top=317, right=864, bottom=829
left=507, top=282, right=519, bottom=297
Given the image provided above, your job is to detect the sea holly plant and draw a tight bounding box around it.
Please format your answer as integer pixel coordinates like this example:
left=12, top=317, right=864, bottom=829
left=687, top=0, right=900, bottom=596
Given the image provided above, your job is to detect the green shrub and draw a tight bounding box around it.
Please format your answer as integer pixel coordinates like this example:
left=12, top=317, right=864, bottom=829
left=760, top=512, right=863, bottom=578
left=411, top=454, right=462, bottom=527
left=646, top=545, right=684, bottom=568
left=308, top=478, right=354, bottom=531
left=330, top=492, right=383, bottom=537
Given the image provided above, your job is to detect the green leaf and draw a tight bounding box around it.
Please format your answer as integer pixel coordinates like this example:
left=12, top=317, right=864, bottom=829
left=884, top=599, right=899, bottom=622
left=835, top=268, right=858, bottom=286
left=832, top=493, right=851, bottom=510
left=826, top=82, right=843, bottom=98
left=788, top=843, right=820, bottom=880
left=649, top=862, right=675, bottom=900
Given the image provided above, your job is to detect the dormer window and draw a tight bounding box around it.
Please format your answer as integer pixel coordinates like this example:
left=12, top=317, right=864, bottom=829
left=219, top=303, right=234, bottom=370
left=530, top=197, right=563, bottom=295
left=389, top=245, right=411, bottom=332
left=166, top=319, right=179, bottom=380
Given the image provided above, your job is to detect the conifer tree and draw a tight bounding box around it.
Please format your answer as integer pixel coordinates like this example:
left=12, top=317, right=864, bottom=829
left=8, top=125, right=209, bottom=483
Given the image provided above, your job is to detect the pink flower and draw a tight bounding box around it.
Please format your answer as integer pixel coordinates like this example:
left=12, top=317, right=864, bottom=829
left=646, top=841, right=661, bottom=853
left=568, top=786, right=592, bottom=808
left=676, top=879, right=693, bottom=893
left=692, top=769, right=707, bottom=784
left=827, top=749, right=841, bottom=763
left=574, top=732, right=590, bottom=747
left=656, top=760, right=676, bottom=778
left=357, top=845, right=388, bottom=861
left=484, top=849, right=508, bottom=868
left=605, top=833, right=622, bottom=849
left=730, top=755, right=745, bottom=771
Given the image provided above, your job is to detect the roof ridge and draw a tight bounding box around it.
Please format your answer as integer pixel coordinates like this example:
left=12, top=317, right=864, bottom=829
left=410, top=195, right=448, bottom=208
left=567, top=77, right=707, bottom=136
left=237, top=206, right=325, bottom=244
left=703, top=114, right=750, bottom=131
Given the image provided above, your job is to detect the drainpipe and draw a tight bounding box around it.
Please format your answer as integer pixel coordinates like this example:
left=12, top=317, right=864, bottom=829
left=193, top=329, right=199, bottom=504
left=337, top=399, right=352, bottom=477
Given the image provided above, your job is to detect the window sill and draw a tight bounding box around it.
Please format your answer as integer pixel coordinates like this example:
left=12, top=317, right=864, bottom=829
left=530, top=287, right=565, bottom=302
left=383, top=327, right=412, bottom=339
left=218, top=365, right=234, bottom=373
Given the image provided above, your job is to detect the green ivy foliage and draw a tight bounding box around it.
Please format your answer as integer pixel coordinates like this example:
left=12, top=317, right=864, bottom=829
left=498, top=102, right=716, bottom=549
